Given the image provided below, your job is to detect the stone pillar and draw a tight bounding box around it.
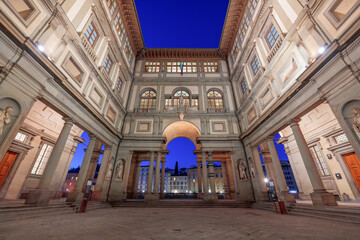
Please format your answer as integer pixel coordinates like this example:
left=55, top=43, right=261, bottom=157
left=132, top=160, right=141, bottom=198
left=251, top=146, right=268, bottom=201
left=153, top=152, right=162, bottom=196
left=260, top=144, right=280, bottom=194
left=221, top=161, right=230, bottom=199
left=206, top=152, right=218, bottom=202
left=290, top=120, right=337, bottom=206
left=266, top=138, right=295, bottom=203
left=26, top=117, right=74, bottom=205
left=201, top=152, right=209, bottom=197
left=160, top=160, right=166, bottom=199
left=85, top=149, right=102, bottom=187
left=67, top=134, right=97, bottom=203
left=144, top=151, right=155, bottom=201
left=197, top=160, right=203, bottom=199
left=93, top=145, right=112, bottom=200
left=225, top=154, right=236, bottom=199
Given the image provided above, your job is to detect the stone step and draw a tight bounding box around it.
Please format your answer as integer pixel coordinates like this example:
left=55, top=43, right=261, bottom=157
left=288, top=211, right=360, bottom=225
left=112, top=201, right=250, bottom=208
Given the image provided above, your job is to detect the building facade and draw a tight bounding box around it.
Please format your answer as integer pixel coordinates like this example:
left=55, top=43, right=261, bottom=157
left=0, top=0, right=359, bottom=207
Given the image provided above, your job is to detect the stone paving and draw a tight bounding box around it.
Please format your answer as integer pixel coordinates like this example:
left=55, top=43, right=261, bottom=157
left=0, top=207, right=357, bottom=240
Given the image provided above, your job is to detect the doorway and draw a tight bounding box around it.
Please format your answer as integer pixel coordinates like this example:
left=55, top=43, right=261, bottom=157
left=342, top=152, right=360, bottom=191
left=0, top=151, right=18, bottom=189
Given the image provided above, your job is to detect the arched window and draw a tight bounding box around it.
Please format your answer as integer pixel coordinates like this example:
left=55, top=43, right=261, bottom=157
left=207, top=90, right=224, bottom=111
left=173, top=90, right=190, bottom=107
left=139, top=90, right=156, bottom=112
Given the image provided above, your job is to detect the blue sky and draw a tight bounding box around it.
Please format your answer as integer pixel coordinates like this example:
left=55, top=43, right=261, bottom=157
left=134, top=0, right=229, bottom=48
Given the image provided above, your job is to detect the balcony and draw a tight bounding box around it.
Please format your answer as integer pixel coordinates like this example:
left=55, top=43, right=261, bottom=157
left=80, top=33, right=97, bottom=62
left=207, top=108, right=226, bottom=113
left=267, top=36, right=283, bottom=63
left=134, top=108, right=156, bottom=113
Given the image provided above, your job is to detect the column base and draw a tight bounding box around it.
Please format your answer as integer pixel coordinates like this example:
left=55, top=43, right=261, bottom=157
left=279, top=191, right=296, bottom=204
left=197, top=192, right=203, bottom=199
left=25, top=189, right=54, bottom=205
left=144, top=193, right=160, bottom=202
left=310, top=190, right=338, bottom=207
left=66, top=190, right=84, bottom=203
left=202, top=193, right=218, bottom=202
left=160, top=193, right=165, bottom=199
left=255, top=191, right=269, bottom=202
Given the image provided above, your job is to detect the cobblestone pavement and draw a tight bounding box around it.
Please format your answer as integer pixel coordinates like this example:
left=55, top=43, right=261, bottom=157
left=0, top=207, right=357, bottom=240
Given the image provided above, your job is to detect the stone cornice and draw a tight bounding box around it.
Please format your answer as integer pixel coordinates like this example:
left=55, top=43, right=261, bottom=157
left=140, top=48, right=222, bottom=60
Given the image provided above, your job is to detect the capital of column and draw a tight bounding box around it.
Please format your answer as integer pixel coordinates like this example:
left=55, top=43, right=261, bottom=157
left=103, top=144, right=112, bottom=151
left=88, top=134, right=97, bottom=141
left=62, top=117, right=75, bottom=125
left=289, top=118, right=301, bottom=127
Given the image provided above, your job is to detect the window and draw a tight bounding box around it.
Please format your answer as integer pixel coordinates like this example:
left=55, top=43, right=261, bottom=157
left=14, top=132, right=27, bottom=142
left=103, top=55, right=113, bottom=74
left=265, top=24, right=279, bottom=49
left=114, top=11, right=125, bottom=41
left=330, top=0, right=357, bottom=21
left=115, top=77, right=123, bottom=94
left=309, top=145, right=330, bottom=176
left=84, top=22, right=99, bottom=47
left=173, top=90, right=190, bottom=107
left=145, top=62, right=160, bottom=72
left=191, top=98, right=198, bottom=108
left=123, top=36, right=133, bottom=62
left=31, top=143, right=53, bottom=175
left=239, top=12, right=250, bottom=42
left=139, top=90, right=156, bottom=111
left=240, top=78, right=248, bottom=94
left=166, top=62, right=197, bottom=73
left=247, top=0, right=259, bottom=16
left=251, top=55, right=261, bottom=75
left=107, top=0, right=117, bottom=16
left=335, top=133, right=348, bottom=144
left=207, top=90, right=224, bottom=109
left=203, top=62, right=219, bottom=73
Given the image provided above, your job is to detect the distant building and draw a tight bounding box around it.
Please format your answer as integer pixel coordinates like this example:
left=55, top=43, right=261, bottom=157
left=262, top=161, right=298, bottom=193
left=137, top=166, right=171, bottom=193
left=186, top=164, right=225, bottom=194
left=62, top=173, right=78, bottom=194
left=170, top=175, right=188, bottom=193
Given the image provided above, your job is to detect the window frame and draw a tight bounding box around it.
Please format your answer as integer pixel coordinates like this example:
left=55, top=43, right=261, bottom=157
left=207, top=90, right=224, bottom=110
left=309, top=144, right=330, bottom=176
left=4, top=0, right=40, bottom=27
left=139, top=89, right=157, bottom=111
left=84, top=21, right=99, bottom=48
left=265, top=24, right=280, bottom=50
left=103, top=55, right=113, bottom=74
left=250, top=55, right=261, bottom=76
left=30, top=142, right=54, bottom=176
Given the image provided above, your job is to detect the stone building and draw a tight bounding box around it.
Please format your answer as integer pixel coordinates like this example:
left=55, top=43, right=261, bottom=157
left=170, top=175, right=188, bottom=193
left=0, top=0, right=359, bottom=208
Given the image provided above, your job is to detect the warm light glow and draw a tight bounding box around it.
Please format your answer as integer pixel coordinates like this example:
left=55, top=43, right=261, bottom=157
left=318, top=46, right=325, bottom=54
left=264, top=178, right=268, bottom=183
left=37, top=44, right=45, bottom=52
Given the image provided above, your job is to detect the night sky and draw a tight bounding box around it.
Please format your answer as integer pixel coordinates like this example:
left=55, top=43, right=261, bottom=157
left=134, top=0, right=229, bottom=48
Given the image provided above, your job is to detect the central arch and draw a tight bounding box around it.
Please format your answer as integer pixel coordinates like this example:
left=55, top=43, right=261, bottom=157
left=162, top=121, right=201, bottom=150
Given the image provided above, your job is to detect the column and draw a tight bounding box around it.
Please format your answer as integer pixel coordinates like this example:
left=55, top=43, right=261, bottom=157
left=132, top=160, right=141, bottom=198
left=160, top=160, right=166, bottom=199
left=26, top=117, right=74, bottom=205
left=144, top=151, right=155, bottom=200
left=221, top=161, right=230, bottom=199
left=290, top=119, right=337, bottom=206
left=266, top=138, right=295, bottom=203
left=260, top=144, right=280, bottom=194
left=94, top=145, right=112, bottom=197
left=153, top=152, right=162, bottom=196
left=201, top=152, right=208, bottom=196
left=197, top=160, right=203, bottom=199
left=85, top=149, right=102, bottom=188
left=251, top=147, right=267, bottom=192
left=207, top=152, right=218, bottom=201
left=66, top=134, right=97, bottom=203
left=225, top=154, right=236, bottom=199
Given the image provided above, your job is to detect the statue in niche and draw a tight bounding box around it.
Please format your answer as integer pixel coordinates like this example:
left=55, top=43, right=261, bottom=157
left=352, top=107, right=360, bottom=135
left=179, top=95, right=184, bottom=108
left=114, top=160, right=124, bottom=180
left=238, top=161, right=248, bottom=180
left=249, top=159, right=256, bottom=178
left=0, top=106, right=13, bottom=136
left=106, top=158, right=114, bottom=180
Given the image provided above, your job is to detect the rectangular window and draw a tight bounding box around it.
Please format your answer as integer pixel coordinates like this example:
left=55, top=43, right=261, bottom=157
left=309, top=145, right=330, bottom=176
left=114, top=12, right=125, bottom=40
left=166, top=62, right=197, bottom=73
left=251, top=55, right=261, bottom=75
left=107, top=0, right=117, bottom=16
left=247, top=0, right=259, bottom=16
left=115, top=77, right=123, bottom=93
left=123, top=36, right=133, bottom=62
left=239, top=12, right=250, bottom=42
left=145, top=62, right=160, bottom=72
left=84, top=22, right=99, bottom=47
left=240, top=78, right=248, bottom=94
left=203, top=62, right=219, bottom=73
left=265, top=24, right=279, bottom=49
left=31, top=144, right=53, bottom=175
left=165, top=98, right=172, bottom=107
left=335, top=133, right=348, bottom=144
left=191, top=98, right=198, bottom=108
left=14, top=132, right=27, bottom=142
left=64, top=57, right=83, bottom=83
left=103, top=55, right=113, bottom=74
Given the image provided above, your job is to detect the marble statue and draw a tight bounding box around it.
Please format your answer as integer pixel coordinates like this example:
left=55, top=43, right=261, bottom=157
left=115, top=160, right=124, bottom=180
left=0, top=106, right=13, bottom=136
left=179, top=95, right=184, bottom=108
left=249, top=160, right=256, bottom=178
left=106, top=158, right=114, bottom=180
left=238, top=161, right=248, bottom=180
left=352, top=107, right=360, bottom=134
